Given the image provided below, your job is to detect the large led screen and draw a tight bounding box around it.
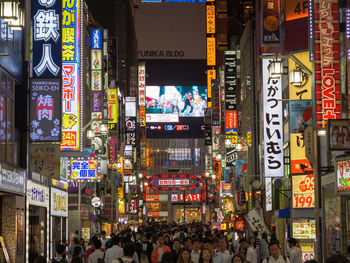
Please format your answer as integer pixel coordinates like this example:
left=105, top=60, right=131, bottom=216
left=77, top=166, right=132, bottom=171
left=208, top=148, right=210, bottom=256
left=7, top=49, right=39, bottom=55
left=146, top=85, right=206, bottom=138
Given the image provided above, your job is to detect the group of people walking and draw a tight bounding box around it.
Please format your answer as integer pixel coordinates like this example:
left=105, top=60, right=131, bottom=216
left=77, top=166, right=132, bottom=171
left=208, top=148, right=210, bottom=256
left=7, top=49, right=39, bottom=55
left=32, top=222, right=350, bottom=263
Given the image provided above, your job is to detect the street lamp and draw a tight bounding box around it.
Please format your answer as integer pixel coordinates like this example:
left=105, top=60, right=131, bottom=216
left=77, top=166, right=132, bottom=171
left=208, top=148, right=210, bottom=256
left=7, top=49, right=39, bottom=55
left=8, top=7, right=23, bottom=30
left=0, top=0, right=19, bottom=23
left=289, top=69, right=303, bottom=86
left=87, top=129, right=95, bottom=140
left=268, top=60, right=283, bottom=79
left=211, top=174, right=216, bottom=180
left=138, top=173, right=143, bottom=179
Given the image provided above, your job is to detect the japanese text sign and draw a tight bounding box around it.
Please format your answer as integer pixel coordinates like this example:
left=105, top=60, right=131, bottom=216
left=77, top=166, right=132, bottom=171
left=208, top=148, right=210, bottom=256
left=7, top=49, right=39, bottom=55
left=30, top=144, right=60, bottom=180
left=290, top=133, right=313, bottom=174
left=262, top=59, right=283, bottom=177
left=30, top=79, right=61, bottom=142
left=246, top=209, right=270, bottom=234
left=206, top=5, right=215, bottom=34
left=292, top=174, right=315, bottom=208
left=32, top=0, right=62, bottom=78
left=293, top=219, right=316, bottom=239
left=61, top=0, right=81, bottom=151
left=27, top=180, right=50, bottom=207
left=207, top=69, right=216, bottom=106
left=51, top=187, right=68, bottom=217
left=336, top=159, right=350, bottom=192
left=107, top=88, right=118, bottom=130
left=314, top=0, right=341, bottom=128
left=262, top=0, right=281, bottom=45
left=69, top=159, right=99, bottom=181
left=91, top=91, right=102, bottom=112
left=91, top=29, right=102, bottom=49
left=91, top=48, right=102, bottom=91
left=138, top=63, right=146, bottom=106
left=207, top=37, right=216, bottom=66
left=224, top=50, right=237, bottom=111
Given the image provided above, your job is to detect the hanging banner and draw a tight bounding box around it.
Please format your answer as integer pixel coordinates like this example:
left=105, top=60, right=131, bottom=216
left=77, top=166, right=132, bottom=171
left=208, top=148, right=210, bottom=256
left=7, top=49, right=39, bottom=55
left=32, top=0, right=62, bottom=78
left=212, top=80, right=220, bottom=126
left=314, top=0, right=341, bottom=128
left=207, top=69, right=216, bottom=106
left=262, top=59, right=283, bottom=177
left=107, top=88, right=118, bottom=130
left=91, top=29, right=102, bottom=49
left=290, top=133, right=313, bottom=174
left=207, top=37, right=216, bottom=66
left=262, top=0, right=281, bottom=45
left=224, top=51, right=237, bottom=111
left=30, top=79, right=61, bottom=142
left=138, top=63, right=146, bottom=106
left=91, top=91, right=102, bottom=112
left=206, top=5, right=215, bottom=34
left=61, top=0, right=81, bottom=151
left=289, top=101, right=312, bottom=133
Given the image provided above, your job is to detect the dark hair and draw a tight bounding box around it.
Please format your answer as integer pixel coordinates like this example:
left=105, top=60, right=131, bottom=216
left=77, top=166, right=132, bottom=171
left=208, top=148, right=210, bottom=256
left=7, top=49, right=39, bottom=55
left=185, top=237, right=192, bottom=242
left=288, top=238, right=297, bottom=246
left=101, top=231, right=106, bottom=235
left=123, top=242, right=136, bottom=257
left=73, top=237, right=79, bottom=245
left=34, top=255, right=46, bottom=263
left=160, top=252, right=174, bottom=263
left=90, top=235, right=99, bottom=243
left=326, top=255, right=350, bottom=263
left=192, top=238, right=200, bottom=244
left=239, top=238, right=248, bottom=244
left=304, top=261, right=318, bottom=263
left=93, top=239, right=102, bottom=249
left=269, top=241, right=280, bottom=249
left=173, top=238, right=182, bottom=244
left=178, top=248, right=192, bottom=263
left=71, top=257, right=83, bottom=263
left=232, top=255, right=244, bottom=263
left=55, top=244, right=65, bottom=255
left=73, top=245, right=82, bottom=256
left=199, top=248, right=213, bottom=263
left=112, top=235, right=120, bottom=245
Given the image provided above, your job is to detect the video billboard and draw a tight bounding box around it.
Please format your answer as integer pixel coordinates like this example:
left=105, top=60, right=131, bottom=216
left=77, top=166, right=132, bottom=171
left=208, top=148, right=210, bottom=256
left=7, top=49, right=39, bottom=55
left=146, top=85, right=206, bottom=138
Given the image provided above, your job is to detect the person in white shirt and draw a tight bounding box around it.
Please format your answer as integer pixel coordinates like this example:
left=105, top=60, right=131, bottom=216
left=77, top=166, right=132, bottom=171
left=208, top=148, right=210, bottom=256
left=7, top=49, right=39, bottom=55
left=105, top=236, right=124, bottom=263
left=240, top=238, right=257, bottom=263
left=287, top=238, right=302, bottom=263
left=262, top=241, right=290, bottom=263
left=191, top=238, right=201, bottom=263
left=100, top=231, right=109, bottom=249
left=88, top=240, right=105, bottom=263
left=234, top=232, right=244, bottom=254
left=216, top=237, right=233, bottom=263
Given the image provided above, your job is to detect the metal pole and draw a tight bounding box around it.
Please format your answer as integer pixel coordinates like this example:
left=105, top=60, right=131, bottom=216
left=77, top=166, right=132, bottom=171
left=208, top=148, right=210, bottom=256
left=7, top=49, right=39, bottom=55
left=183, top=189, right=186, bottom=223
left=78, top=182, right=81, bottom=238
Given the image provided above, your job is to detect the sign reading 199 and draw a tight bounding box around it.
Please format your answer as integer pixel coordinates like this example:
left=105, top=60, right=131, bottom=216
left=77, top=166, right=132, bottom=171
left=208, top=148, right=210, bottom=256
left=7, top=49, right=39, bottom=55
left=294, top=1, right=308, bottom=15
left=294, top=174, right=315, bottom=208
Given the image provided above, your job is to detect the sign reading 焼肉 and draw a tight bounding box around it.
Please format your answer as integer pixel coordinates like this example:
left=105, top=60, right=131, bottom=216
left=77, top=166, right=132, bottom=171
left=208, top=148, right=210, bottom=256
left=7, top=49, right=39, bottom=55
left=314, top=0, right=340, bottom=128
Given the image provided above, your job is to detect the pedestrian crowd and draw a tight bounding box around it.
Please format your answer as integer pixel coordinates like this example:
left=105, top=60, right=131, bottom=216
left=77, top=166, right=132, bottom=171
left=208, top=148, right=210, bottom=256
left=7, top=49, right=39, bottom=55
left=32, top=222, right=350, bottom=263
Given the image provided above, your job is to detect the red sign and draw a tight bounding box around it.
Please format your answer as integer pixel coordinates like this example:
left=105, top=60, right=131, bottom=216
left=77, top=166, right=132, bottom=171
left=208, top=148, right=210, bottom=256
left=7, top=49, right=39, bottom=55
left=171, top=194, right=204, bottom=202
left=138, top=63, right=146, bottom=106
left=314, top=0, right=341, bottom=128
left=225, top=110, right=237, bottom=129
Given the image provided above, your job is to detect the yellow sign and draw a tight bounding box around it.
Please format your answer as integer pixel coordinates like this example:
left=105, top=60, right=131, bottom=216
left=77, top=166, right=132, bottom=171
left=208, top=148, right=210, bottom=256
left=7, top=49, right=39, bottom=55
left=292, top=174, right=315, bottom=208
left=54, top=193, right=67, bottom=212
left=289, top=51, right=312, bottom=100
left=108, top=88, right=118, bottom=129
left=207, top=37, right=216, bottom=66
left=286, top=0, right=308, bottom=21
left=206, top=5, right=215, bottom=34
left=293, top=219, right=316, bottom=239
left=140, top=106, right=146, bottom=127
left=247, top=130, right=252, bottom=146
left=207, top=69, right=216, bottom=108
left=290, top=133, right=313, bottom=174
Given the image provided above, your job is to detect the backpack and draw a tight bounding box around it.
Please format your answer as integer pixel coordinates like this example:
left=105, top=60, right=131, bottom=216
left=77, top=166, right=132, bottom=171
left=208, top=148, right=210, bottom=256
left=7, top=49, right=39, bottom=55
left=266, top=256, right=288, bottom=263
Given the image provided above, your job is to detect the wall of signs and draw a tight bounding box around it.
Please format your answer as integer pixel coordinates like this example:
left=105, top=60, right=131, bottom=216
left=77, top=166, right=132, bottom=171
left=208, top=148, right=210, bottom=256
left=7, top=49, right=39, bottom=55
left=69, top=159, right=99, bottom=181
left=262, top=59, right=283, bottom=177
left=314, top=0, right=340, bottom=128
left=30, top=79, right=62, bottom=142
left=61, top=0, right=81, bottom=151
left=292, top=174, right=315, bottom=208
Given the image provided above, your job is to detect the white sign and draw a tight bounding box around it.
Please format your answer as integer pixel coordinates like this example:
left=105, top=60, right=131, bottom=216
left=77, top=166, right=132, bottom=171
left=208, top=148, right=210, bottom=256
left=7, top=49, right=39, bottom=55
left=246, top=209, right=270, bottom=235
left=27, top=180, right=50, bottom=207
left=138, top=63, right=146, bottom=106
left=146, top=113, right=179, bottom=123
left=262, top=59, right=284, bottom=177
left=159, top=179, right=189, bottom=186
left=91, top=197, right=102, bottom=207
left=171, top=193, right=202, bottom=202
left=265, top=178, right=272, bottom=211
left=51, top=188, right=68, bottom=217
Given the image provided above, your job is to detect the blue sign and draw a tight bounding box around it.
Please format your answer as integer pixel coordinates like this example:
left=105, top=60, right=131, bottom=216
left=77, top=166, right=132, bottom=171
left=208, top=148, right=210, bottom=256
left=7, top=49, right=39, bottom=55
left=69, top=159, right=99, bottom=181
left=32, top=0, right=62, bottom=78
left=89, top=214, right=96, bottom=222
left=91, top=29, right=102, bottom=49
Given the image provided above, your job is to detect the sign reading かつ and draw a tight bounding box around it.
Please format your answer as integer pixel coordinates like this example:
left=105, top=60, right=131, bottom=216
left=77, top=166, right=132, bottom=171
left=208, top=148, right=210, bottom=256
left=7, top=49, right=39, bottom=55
left=30, top=79, right=61, bottom=142
left=69, top=159, right=99, bottom=181
left=32, top=0, right=62, bottom=78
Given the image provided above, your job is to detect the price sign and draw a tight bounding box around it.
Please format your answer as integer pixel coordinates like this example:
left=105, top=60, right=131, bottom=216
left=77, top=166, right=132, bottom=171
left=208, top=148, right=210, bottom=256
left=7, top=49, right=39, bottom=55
left=292, top=174, right=315, bottom=208
left=286, top=0, right=308, bottom=21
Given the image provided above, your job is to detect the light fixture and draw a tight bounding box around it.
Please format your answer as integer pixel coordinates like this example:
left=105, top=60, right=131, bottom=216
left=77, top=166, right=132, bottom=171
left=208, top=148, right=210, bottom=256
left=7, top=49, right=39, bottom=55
left=268, top=60, right=283, bottom=79
left=225, top=139, right=231, bottom=147
left=8, top=7, right=23, bottom=30
left=0, top=0, right=19, bottom=22
left=211, top=174, right=216, bottom=180
left=116, top=162, right=122, bottom=169
left=205, top=172, right=210, bottom=178
left=216, top=154, right=222, bottom=161
left=138, top=173, right=143, bottom=179
left=144, top=181, right=149, bottom=186
left=317, top=129, right=327, bottom=136
left=100, top=123, right=108, bottom=135
left=290, top=69, right=303, bottom=86
left=236, top=143, right=243, bottom=151
left=87, top=129, right=95, bottom=139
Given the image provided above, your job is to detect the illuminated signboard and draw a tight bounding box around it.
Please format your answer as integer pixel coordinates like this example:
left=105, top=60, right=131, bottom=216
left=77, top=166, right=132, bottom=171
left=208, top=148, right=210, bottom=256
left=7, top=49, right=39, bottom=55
left=140, top=106, right=146, bottom=127
left=286, top=0, right=308, bottom=21
left=69, top=159, right=99, bottom=181
left=91, top=49, right=103, bottom=91
left=289, top=100, right=312, bottom=133
left=300, top=241, right=315, bottom=262
left=206, top=37, right=216, bottom=66
left=30, top=79, right=62, bottom=142
left=224, top=51, right=237, bottom=111
left=329, top=119, right=350, bottom=151
left=262, top=0, right=281, bottom=44
left=336, top=159, right=350, bottom=192
left=145, top=194, right=159, bottom=201
left=262, top=59, right=283, bottom=177
left=138, top=63, right=146, bottom=106
left=107, top=88, right=118, bottom=130
left=61, top=0, right=81, bottom=151
left=290, top=133, right=313, bottom=174
left=150, top=174, right=202, bottom=191
left=91, top=29, right=102, bottom=49
left=206, top=5, right=215, bottom=34
left=314, top=0, right=340, bottom=128
left=51, top=187, right=68, bottom=217
left=207, top=69, right=216, bottom=104
left=292, top=174, right=315, bottom=208
left=91, top=91, right=102, bottom=112
left=32, top=0, right=62, bottom=78
left=293, top=219, right=316, bottom=239
left=225, top=110, right=237, bottom=129
left=171, top=194, right=203, bottom=202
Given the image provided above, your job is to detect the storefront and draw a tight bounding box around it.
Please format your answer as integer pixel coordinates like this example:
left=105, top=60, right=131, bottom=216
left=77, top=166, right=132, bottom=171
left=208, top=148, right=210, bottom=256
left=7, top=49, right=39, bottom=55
left=50, top=187, right=68, bottom=258
left=171, top=193, right=203, bottom=223
left=0, top=163, right=26, bottom=263
left=26, top=180, right=50, bottom=262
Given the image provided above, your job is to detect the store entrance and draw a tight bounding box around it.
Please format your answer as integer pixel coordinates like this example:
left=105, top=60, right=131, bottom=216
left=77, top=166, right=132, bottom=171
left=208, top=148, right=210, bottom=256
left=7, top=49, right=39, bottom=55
left=175, top=207, right=201, bottom=223
left=29, top=206, right=47, bottom=262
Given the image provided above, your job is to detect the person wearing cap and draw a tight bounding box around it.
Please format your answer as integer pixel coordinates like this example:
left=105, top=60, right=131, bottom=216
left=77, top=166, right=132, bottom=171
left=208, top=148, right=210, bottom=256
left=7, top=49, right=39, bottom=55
left=287, top=238, right=302, bottom=263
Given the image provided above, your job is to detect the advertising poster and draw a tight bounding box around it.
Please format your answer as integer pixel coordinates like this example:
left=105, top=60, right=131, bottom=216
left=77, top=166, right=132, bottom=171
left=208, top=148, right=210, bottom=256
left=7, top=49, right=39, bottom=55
left=292, top=219, right=316, bottom=239
left=30, top=79, right=61, bottom=142
left=262, top=0, right=281, bottom=44
left=300, top=241, right=315, bottom=262
left=107, top=88, right=118, bottom=130
left=32, top=0, right=62, bottom=78
left=290, top=133, right=313, bottom=174
left=235, top=159, right=247, bottom=177
left=30, top=144, right=60, bottom=180
left=329, top=120, right=350, bottom=150
left=292, top=174, right=315, bottom=208
left=289, top=100, right=312, bottom=133
left=69, top=159, right=99, bottom=181
left=336, top=159, right=350, bottom=192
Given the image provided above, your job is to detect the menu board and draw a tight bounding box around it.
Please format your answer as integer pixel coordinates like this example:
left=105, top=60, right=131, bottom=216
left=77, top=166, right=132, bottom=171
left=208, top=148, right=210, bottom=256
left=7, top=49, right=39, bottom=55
left=292, top=174, right=315, bottom=208
left=293, top=219, right=316, bottom=239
